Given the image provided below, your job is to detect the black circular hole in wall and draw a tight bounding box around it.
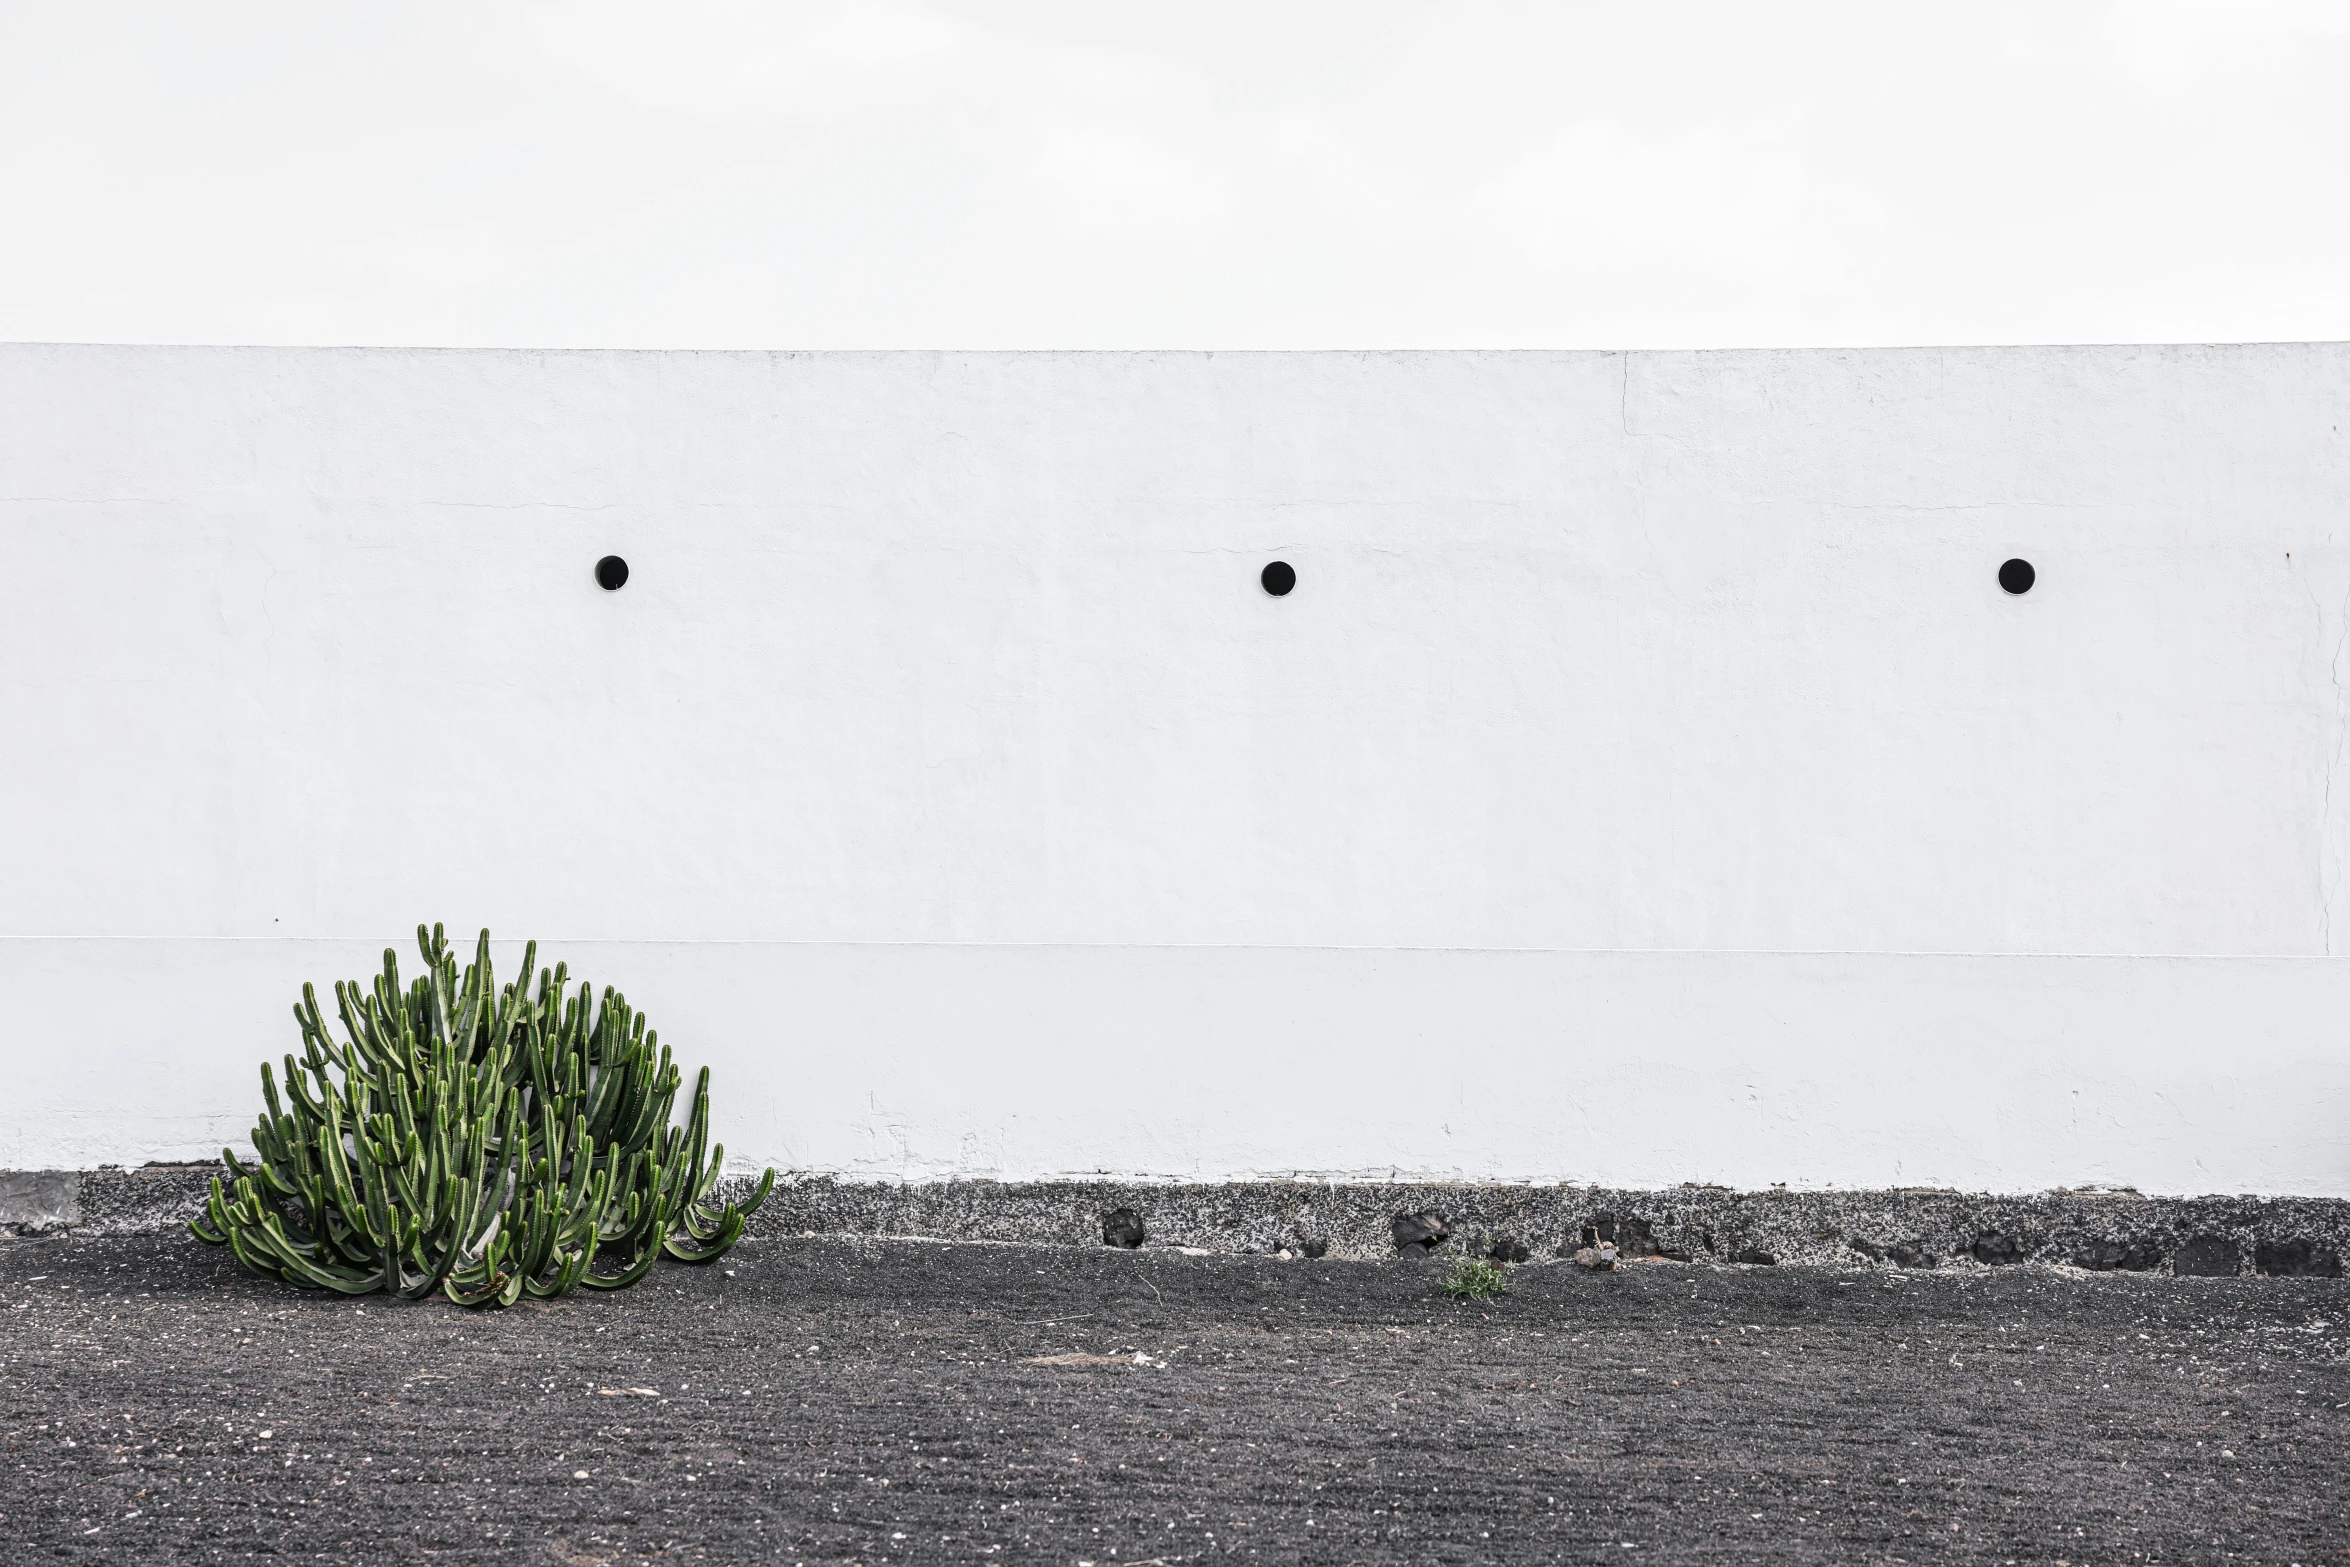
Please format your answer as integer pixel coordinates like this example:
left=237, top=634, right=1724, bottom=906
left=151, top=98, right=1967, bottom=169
left=1261, top=560, right=1296, bottom=597
left=1998, top=558, right=2035, bottom=595
left=595, top=555, right=630, bottom=591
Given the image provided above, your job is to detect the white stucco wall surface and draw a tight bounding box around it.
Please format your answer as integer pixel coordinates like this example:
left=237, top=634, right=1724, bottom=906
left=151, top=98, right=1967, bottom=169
left=2, top=343, right=2345, bottom=1191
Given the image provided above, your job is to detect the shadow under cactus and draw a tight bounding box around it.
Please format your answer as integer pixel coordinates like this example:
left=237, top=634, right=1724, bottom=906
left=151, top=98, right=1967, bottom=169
left=192, top=924, right=774, bottom=1307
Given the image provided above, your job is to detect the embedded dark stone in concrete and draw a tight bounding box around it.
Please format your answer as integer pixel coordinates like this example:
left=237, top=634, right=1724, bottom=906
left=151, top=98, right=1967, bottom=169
left=1851, top=1237, right=1940, bottom=1269
left=2254, top=1239, right=2342, bottom=1278
left=0, top=1170, right=78, bottom=1234
left=1298, top=1238, right=1328, bottom=1260
left=2074, top=1239, right=2164, bottom=1272
left=2172, top=1235, right=2241, bottom=1277
left=1971, top=1234, right=2033, bottom=1266
left=1475, top=1234, right=1532, bottom=1264
left=1583, top=1215, right=1662, bottom=1257
left=1100, top=1208, right=1145, bottom=1249
left=1392, top=1212, right=1450, bottom=1251
left=1731, top=1249, right=1778, bottom=1266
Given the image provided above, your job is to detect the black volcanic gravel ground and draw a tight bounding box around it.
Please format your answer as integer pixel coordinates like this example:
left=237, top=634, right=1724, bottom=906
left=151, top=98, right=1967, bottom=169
left=2, top=1235, right=2345, bottom=1564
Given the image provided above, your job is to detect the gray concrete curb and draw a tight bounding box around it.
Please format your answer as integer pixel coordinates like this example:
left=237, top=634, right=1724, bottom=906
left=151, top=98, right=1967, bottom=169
left=6, top=1166, right=2346, bottom=1277
left=742, top=1174, right=2350, bottom=1275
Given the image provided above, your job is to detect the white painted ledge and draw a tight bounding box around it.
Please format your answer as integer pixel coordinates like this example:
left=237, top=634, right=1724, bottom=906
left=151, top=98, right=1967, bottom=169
left=7, top=937, right=2343, bottom=1196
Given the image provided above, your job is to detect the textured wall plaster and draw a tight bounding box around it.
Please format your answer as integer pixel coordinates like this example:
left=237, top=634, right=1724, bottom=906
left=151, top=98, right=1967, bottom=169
left=2, top=344, right=2346, bottom=1191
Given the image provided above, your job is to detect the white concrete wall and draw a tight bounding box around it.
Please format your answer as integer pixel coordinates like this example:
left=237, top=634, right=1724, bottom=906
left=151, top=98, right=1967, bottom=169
left=2, top=342, right=2346, bottom=1192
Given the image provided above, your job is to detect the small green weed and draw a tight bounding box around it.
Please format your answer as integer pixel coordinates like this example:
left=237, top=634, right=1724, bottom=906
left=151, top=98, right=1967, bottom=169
left=1441, top=1256, right=1508, bottom=1302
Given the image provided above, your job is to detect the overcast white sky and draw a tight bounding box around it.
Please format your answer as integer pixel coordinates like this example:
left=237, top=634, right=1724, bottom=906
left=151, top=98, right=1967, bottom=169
left=3, top=1, right=2348, bottom=350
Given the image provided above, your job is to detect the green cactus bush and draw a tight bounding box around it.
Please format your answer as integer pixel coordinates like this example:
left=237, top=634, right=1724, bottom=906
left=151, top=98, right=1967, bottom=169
left=192, top=925, right=775, bottom=1307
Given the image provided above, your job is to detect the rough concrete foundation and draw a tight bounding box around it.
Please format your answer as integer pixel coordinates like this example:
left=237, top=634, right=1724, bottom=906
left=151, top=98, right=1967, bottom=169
left=14, top=1166, right=2346, bottom=1277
